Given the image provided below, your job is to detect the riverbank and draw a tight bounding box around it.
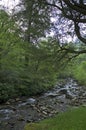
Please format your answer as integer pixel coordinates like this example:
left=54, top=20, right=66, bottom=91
left=0, top=78, right=86, bottom=130
left=25, top=107, right=86, bottom=130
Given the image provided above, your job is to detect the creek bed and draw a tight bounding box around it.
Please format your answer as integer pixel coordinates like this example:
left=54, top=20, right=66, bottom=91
left=0, top=78, right=86, bottom=130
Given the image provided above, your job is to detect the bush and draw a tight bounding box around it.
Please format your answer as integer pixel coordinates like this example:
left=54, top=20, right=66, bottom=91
left=73, top=61, right=86, bottom=85
left=0, top=83, right=16, bottom=102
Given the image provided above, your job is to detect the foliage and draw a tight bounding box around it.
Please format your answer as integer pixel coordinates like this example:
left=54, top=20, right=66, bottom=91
left=0, top=83, right=16, bottom=102
left=16, top=0, right=51, bottom=43
left=0, top=10, right=61, bottom=102
left=0, top=10, right=24, bottom=101
left=73, top=60, right=86, bottom=85
left=24, top=107, right=86, bottom=130
left=57, top=53, right=86, bottom=86
left=19, top=39, right=59, bottom=96
left=0, top=9, right=86, bottom=103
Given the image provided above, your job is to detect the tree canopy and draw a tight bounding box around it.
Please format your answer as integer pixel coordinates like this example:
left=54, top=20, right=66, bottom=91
left=44, top=0, right=86, bottom=44
left=15, top=0, right=86, bottom=54
left=15, top=0, right=52, bottom=43
left=0, top=1, right=86, bottom=102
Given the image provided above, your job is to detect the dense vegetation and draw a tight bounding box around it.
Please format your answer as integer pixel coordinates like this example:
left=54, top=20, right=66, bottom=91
left=73, top=55, right=86, bottom=85
left=0, top=1, right=86, bottom=130
left=0, top=11, right=59, bottom=102
left=58, top=53, right=86, bottom=86
left=24, top=107, right=86, bottom=130
left=0, top=0, right=86, bottom=103
left=0, top=10, right=86, bottom=103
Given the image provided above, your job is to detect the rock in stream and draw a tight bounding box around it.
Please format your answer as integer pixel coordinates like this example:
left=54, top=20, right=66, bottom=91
left=0, top=78, right=86, bottom=130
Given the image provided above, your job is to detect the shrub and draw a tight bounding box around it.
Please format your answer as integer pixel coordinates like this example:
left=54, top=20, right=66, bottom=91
left=0, top=83, right=16, bottom=102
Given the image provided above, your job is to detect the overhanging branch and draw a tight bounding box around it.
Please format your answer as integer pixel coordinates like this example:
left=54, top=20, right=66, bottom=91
left=74, top=22, right=86, bottom=44
left=60, top=46, right=86, bottom=54
left=62, top=0, right=86, bottom=15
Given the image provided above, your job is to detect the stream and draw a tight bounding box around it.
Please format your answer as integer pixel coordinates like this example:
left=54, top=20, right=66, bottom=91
left=0, top=78, right=86, bottom=130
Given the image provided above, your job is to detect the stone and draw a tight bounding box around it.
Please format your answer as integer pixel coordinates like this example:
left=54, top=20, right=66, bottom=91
left=49, top=113, right=53, bottom=117
left=59, top=88, right=67, bottom=95
left=30, top=104, right=35, bottom=107
left=82, top=104, right=86, bottom=107
left=44, top=92, right=58, bottom=97
left=26, top=119, right=33, bottom=123
left=10, top=106, right=17, bottom=111
left=37, top=109, right=41, bottom=113
left=42, top=111, right=47, bottom=115
left=17, top=116, right=25, bottom=121
left=71, top=97, right=77, bottom=101
left=50, top=110, right=56, bottom=114
left=15, top=98, right=20, bottom=101
left=27, top=98, right=36, bottom=104
left=1, top=78, right=86, bottom=130
left=66, top=93, right=74, bottom=99
left=5, top=101, right=10, bottom=105
left=8, top=99, right=15, bottom=103
left=40, top=106, right=47, bottom=110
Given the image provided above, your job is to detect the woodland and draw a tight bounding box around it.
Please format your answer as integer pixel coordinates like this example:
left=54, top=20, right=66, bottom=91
left=0, top=0, right=86, bottom=102
left=0, top=0, right=86, bottom=130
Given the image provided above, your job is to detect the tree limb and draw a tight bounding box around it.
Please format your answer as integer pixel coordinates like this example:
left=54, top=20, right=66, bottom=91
left=62, top=0, right=86, bottom=15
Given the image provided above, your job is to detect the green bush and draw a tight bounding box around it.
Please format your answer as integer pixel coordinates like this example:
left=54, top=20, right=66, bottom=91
left=0, top=83, right=16, bottom=102
left=73, top=61, right=86, bottom=85
left=19, top=72, right=56, bottom=96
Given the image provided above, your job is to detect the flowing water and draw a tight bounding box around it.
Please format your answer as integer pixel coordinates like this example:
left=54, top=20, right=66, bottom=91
left=0, top=78, right=86, bottom=130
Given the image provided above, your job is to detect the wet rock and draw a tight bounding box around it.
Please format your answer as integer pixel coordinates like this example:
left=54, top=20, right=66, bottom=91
left=47, top=105, right=53, bottom=109
left=42, top=111, right=47, bottom=115
left=8, top=99, right=15, bottom=103
left=37, top=109, right=41, bottom=113
left=66, top=93, right=74, bottom=99
left=82, top=104, right=86, bottom=107
left=18, top=98, right=36, bottom=107
left=9, top=106, right=17, bottom=111
left=57, top=95, right=66, bottom=103
left=30, top=104, right=35, bottom=108
left=0, top=78, right=86, bottom=130
left=0, top=109, right=14, bottom=114
left=70, top=98, right=83, bottom=106
left=44, top=92, right=58, bottom=97
left=59, top=88, right=68, bottom=95
left=49, top=113, right=53, bottom=117
left=50, top=111, right=55, bottom=114
left=15, top=98, right=20, bottom=101
left=71, top=97, right=77, bottom=102
left=82, top=92, right=86, bottom=97
left=4, top=122, right=9, bottom=125
left=40, top=106, right=47, bottom=110
left=26, top=119, right=33, bottom=123
left=18, top=102, right=28, bottom=107
left=26, top=98, right=36, bottom=104
left=17, top=116, right=25, bottom=121
left=5, top=101, right=10, bottom=105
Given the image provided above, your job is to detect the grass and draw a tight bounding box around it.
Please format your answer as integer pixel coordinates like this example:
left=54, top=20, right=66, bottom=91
left=24, top=107, right=86, bottom=130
